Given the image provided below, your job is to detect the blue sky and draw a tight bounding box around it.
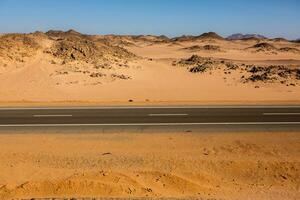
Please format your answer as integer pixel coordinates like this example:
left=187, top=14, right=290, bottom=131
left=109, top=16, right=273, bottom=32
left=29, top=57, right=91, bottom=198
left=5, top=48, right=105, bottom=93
left=0, top=0, right=299, bottom=39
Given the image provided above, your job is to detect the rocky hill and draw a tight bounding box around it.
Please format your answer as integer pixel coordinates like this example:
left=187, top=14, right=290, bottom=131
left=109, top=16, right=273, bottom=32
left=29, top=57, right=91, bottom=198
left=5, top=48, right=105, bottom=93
left=227, top=33, right=267, bottom=40
left=0, top=30, right=137, bottom=68
left=174, top=55, right=300, bottom=86
left=131, top=35, right=170, bottom=43
left=246, top=42, right=300, bottom=54
left=46, top=30, right=135, bottom=64
left=198, top=32, right=224, bottom=40
left=272, top=38, right=288, bottom=42
left=0, top=34, right=41, bottom=63
left=172, top=32, right=224, bottom=42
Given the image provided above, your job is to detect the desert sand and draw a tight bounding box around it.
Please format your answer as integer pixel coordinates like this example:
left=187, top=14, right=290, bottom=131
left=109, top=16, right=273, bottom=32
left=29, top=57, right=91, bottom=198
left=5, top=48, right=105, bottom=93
left=1, top=30, right=299, bottom=200
left=0, top=30, right=299, bottom=106
left=0, top=131, right=299, bottom=199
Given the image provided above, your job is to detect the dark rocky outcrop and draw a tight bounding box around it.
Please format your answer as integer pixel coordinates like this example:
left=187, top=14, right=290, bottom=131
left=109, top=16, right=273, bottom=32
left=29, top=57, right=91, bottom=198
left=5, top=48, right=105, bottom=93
left=227, top=33, right=267, bottom=40
left=279, top=47, right=300, bottom=53
left=172, top=32, right=224, bottom=42
left=182, top=45, right=221, bottom=52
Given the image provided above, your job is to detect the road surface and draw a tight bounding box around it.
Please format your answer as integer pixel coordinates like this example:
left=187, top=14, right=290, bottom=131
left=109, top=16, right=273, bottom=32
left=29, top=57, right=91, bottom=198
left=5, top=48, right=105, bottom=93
left=0, top=106, right=300, bottom=130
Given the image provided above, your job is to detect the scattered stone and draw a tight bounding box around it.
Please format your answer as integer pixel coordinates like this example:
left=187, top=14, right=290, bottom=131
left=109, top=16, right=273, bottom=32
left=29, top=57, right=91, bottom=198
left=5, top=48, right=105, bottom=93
left=90, top=72, right=106, bottom=78
left=111, top=74, right=131, bottom=80
left=296, top=69, right=300, bottom=79
left=247, top=42, right=278, bottom=54
left=226, top=62, right=239, bottom=70
left=248, top=73, right=271, bottom=82
left=202, top=44, right=221, bottom=51
left=55, top=71, right=68, bottom=75
left=279, top=47, right=300, bottom=54
left=182, top=44, right=221, bottom=52
left=189, top=64, right=209, bottom=73
left=252, top=42, right=277, bottom=50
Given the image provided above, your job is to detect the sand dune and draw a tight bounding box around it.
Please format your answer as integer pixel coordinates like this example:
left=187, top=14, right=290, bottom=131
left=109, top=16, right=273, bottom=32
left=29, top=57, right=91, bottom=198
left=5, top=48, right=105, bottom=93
left=0, top=30, right=300, bottom=105
left=0, top=132, right=299, bottom=199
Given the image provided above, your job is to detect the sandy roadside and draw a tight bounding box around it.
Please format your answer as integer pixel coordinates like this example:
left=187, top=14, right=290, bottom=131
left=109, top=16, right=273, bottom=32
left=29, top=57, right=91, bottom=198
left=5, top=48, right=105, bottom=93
left=0, top=131, right=299, bottom=200
left=1, top=100, right=300, bottom=108
left=0, top=59, right=299, bottom=106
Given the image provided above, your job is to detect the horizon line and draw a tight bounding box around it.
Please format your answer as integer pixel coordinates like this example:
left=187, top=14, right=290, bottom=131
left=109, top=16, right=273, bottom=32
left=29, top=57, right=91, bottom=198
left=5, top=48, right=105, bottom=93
left=0, top=29, right=299, bottom=40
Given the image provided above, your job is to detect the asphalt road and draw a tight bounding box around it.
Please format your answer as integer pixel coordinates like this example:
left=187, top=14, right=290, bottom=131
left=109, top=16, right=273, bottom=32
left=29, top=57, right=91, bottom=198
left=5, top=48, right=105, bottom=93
left=0, top=106, right=300, bottom=129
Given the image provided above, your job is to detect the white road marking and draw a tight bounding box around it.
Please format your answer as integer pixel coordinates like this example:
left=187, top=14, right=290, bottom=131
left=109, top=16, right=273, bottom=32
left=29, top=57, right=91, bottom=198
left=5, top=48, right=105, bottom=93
left=33, top=115, right=73, bottom=117
left=148, top=113, right=188, bottom=116
left=0, top=122, right=300, bottom=127
left=263, top=113, right=300, bottom=116
left=0, top=105, right=300, bottom=110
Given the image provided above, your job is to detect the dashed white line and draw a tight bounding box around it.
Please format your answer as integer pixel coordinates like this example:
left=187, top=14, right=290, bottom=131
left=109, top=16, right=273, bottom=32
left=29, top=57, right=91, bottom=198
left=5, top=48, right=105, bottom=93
left=33, top=115, right=73, bottom=117
left=148, top=113, right=188, bottom=116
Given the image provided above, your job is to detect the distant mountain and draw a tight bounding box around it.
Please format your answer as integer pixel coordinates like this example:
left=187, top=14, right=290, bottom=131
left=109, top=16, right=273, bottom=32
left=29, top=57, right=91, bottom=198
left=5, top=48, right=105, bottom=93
left=46, top=29, right=82, bottom=37
left=227, top=33, right=267, bottom=40
left=131, top=35, right=170, bottom=43
left=198, top=32, right=224, bottom=40
left=272, top=37, right=288, bottom=42
left=172, top=32, right=224, bottom=42
left=172, top=35, right=195, bottom=42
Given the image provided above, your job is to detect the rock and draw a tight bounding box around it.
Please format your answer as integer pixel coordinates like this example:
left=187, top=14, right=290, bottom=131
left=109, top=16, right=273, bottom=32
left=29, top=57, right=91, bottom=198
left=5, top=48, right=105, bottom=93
left=252, top=42, right=277, bottom=50
left=227, top=33, right=267, bottom=40
left=43, top=30, right=136, bottom=67
left=183, top=45, right=221, bottom=52
left=90, top=72, right=106, bottom=78
left=248, top=42, right=278, bottom=53
left=296, top=69, right=300, bottom=79
left=247, top=73, right=270, bottom=82
left=279, top=47, right=300, bottom=53
left=226, top=62, right=239, bottom=70
left=248, top=66, right=264, bottom=73
left=202, top=45, right=221, bottom=51
left=189, top=65, right=209, bottom=73
left=111, top=74, right=131, bottom=80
